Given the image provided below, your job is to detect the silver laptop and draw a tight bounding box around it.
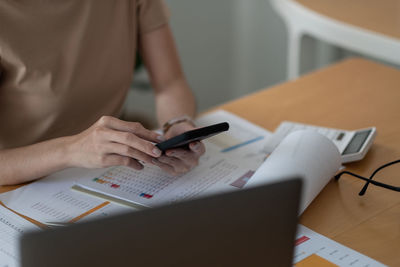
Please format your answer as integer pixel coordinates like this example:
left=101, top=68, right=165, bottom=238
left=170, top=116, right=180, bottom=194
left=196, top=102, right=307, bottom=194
left=20, top=178, right=302, bottom=267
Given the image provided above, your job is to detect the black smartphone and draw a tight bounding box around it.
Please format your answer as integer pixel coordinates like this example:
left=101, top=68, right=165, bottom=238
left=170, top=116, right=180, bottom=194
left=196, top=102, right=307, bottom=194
left=156, top=122, right=229, bottom=152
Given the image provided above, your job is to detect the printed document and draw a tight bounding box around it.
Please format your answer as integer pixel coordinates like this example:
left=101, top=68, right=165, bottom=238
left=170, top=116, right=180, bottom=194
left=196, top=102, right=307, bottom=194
left=74, top=110, right=271, bottom=208
left=246, top=130, right=341, bottom=214
left=0, top=168, right=132, bottom=224
left=0, top=205, right=40, bottom=267
left=294, top=225, right=386, bottom=266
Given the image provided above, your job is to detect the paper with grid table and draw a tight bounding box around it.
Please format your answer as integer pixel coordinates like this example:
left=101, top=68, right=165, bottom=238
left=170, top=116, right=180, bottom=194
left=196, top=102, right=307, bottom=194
left=73, top=110, right=271, bottom=208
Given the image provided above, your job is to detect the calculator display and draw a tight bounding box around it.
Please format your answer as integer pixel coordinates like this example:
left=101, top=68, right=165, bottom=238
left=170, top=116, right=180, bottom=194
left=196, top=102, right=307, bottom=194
left=342, top=129, right=371, bottom=155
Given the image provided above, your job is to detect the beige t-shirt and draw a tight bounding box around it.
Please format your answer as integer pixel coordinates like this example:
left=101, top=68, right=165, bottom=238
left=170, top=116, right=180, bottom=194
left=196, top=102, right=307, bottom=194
left=0, top=0, right=169, bottom=149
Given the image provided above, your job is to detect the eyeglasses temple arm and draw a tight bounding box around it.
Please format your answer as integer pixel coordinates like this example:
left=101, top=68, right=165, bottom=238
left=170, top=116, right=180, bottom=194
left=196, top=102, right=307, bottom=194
left=335, top=171, right=400, bottom=192
left=359, top=159, right=400, bottom=195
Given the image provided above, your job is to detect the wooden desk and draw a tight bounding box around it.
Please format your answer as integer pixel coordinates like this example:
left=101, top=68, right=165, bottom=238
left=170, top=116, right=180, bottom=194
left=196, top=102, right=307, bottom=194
left=1, top=58, right=399, bottom=265
left=295, top=0, right=400, bottom=39
left=219, top=58, right=400, bottom=266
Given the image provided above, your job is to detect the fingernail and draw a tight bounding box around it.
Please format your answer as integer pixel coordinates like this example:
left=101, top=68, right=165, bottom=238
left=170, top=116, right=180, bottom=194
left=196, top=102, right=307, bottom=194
left=191, top=142, right=200, bottom=151
left=136, top=164, right=144, bottom=170
left=152, top=148, right=162, bottom=157
left=157, top=135, right=165, bottom=142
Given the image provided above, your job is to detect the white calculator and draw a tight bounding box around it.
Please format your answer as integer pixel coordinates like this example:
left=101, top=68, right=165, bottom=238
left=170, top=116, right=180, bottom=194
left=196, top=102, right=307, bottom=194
left=264, top=121, right=376, bottom=163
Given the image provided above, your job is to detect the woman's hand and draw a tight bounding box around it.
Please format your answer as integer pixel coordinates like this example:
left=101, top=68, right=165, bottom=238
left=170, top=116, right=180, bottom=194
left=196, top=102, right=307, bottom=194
left=67, top=116, right=164, bottom=170
left=152, top=122, right=206, bottom=176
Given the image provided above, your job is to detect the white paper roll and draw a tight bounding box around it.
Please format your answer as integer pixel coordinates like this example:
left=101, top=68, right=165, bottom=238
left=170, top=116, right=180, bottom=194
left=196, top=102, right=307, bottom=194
left=245, top=130, right=341, bottom=214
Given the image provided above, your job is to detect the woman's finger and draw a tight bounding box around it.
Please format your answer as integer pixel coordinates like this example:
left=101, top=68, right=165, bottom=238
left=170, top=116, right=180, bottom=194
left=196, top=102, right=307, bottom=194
left=157, top=156, right=190, bottom=174
left=165, top=148, right=198, bottom=167
left=98, top=116, right=163, bottom=143
left=189, top=141, right=205, bottom=155
left=152, top=158, right=178, bottom=176
left=108, top=130, right=162, bottom=158
left=101, top=154, right=143, bottom=170
left=106, top=142, right=154, bottom=164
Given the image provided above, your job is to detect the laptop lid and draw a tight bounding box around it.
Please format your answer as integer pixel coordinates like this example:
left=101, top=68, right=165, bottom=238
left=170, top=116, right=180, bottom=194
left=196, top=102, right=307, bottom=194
left=20, top=178, right=302, bottom=267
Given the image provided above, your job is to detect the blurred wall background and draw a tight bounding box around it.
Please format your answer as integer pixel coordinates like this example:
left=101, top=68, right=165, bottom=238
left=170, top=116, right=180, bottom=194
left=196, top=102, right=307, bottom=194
left=124, top=0, right=394, bottom=127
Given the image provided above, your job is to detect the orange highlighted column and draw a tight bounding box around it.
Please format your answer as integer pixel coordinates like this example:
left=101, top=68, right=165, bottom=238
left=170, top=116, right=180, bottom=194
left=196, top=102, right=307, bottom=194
left=295, top=254, right=338, bottom=267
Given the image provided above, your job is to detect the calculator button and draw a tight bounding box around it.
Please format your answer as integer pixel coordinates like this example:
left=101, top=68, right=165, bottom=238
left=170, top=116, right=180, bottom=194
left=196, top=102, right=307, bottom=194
left=336, top=132, right=345, bottom=141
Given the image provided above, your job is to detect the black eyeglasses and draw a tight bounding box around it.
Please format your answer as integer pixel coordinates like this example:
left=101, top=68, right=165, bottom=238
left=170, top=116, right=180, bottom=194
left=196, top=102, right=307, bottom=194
left=334, top=159, right=400, bottom=195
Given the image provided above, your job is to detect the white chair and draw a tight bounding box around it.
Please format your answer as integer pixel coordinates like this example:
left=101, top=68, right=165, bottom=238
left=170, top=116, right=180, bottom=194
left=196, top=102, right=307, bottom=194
left=271, top=0, right=400, bottom=79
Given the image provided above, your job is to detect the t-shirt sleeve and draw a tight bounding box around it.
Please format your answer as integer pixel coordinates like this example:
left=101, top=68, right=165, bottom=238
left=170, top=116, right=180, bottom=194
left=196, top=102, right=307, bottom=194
left=137, top=0, right=170, bottom=34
